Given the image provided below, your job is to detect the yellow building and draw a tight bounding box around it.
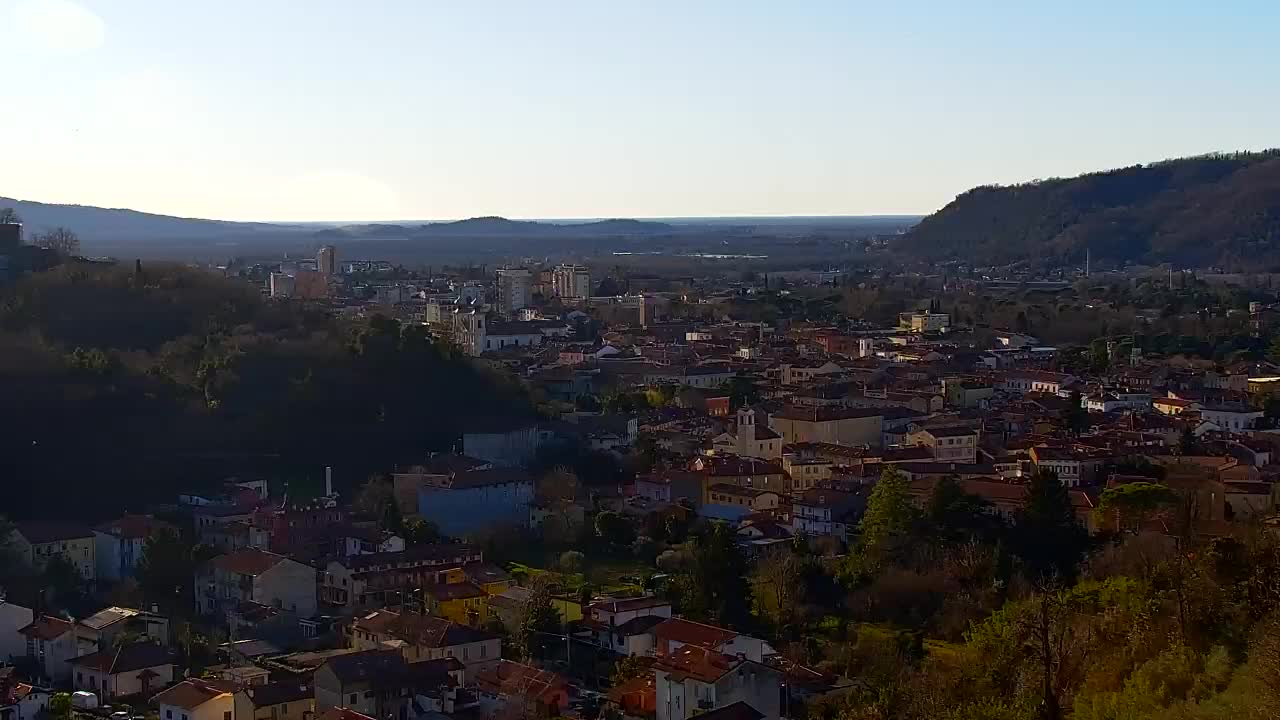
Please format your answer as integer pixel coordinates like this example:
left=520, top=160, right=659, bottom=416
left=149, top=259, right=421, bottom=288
left=11, top=523, right=96, bottom=582
left=425, top=582, right=490, bottom=626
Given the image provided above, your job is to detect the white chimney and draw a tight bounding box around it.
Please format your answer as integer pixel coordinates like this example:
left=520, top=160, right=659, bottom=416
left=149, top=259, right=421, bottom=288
left=325, top=466, right=333, bottom=497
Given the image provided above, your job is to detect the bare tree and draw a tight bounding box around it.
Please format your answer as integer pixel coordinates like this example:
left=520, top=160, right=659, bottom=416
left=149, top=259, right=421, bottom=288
left=32, top=227, right=81, bottom=256
left=0, top=208, right=20, bottom=224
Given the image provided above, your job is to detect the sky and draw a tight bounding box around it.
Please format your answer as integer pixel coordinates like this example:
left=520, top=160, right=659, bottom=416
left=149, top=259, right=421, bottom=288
left=1, top=1, right=1278, bottom=222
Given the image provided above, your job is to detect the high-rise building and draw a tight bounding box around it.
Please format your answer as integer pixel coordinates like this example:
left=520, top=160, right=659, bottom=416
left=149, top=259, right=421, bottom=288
left=496, top=267, right=532, bottom=314
left=552, top=264, right=591, bottom=299
left=317, top=245, right=337, bottom=276
left=269, top=272, right=295, bottom=298
left=0, top=222, right=21, bottom=252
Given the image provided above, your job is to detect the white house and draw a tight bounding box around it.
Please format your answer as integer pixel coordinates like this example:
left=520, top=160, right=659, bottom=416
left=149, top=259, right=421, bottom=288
left=69, top=641, right=175, bottom=700
left=583, top=597, right=673, bottom=656
left=1199, top=404, right=1263, bottom=433
left=654, top=645, right=781, bottom=720
left=0, top=599, right=34, bottom=665
left=196, top=549, right=318, bottom=620
left=18, top=616, right=77, bottom=683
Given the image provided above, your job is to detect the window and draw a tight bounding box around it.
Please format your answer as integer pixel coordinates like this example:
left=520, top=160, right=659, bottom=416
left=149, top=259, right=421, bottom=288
left=350, top=695, right=357, bottom=705
left=364, top=692, right=375, bottom=699
left=167, top=711, right=173, bottom=719
left=224, top=713, right=232, bottom=720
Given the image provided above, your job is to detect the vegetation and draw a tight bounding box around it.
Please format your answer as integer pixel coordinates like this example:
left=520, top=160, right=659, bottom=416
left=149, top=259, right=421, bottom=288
left=0, top=263, right=534, bottom=519
left=899, top=150, right=1280, bottom=270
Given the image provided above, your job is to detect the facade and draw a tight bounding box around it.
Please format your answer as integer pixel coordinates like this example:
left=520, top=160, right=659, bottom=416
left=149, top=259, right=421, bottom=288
left=317, top=246, right=337, bottom=276
left=497, top=268, right=533, bottom=314
left=349, top=609, right=500, bottom=679
left=93, top=514, right=173, bottom=582
left=196, top=549, right=318, bottom=620
left=9, top=524, right=96, bottom=582
left=654, top=645, right=781, bottom=720
left=791, top=489, right=864, bottom=541
left=768, top=406, right=884, bottom=448
left=711, top=408, right=783, bottom=460
left=898, top=312, right=950, bottom=333
left=233, top=682, right=315, bottom=720
left=320, top=545, right=484, bottom=614
left=155, top=679, right=238, bottom=720
left=416, top=469, right=535, bottom=537
left=69, top=641, right=175, bottom=700
left=0, top=601, right=34, bottom=665
left=18, top=616, right=76, bottom=682
left=1199, top=404, right=1263, bottom=432
left=552, top=265, right=591, bottom=299
left=909, top=427, right=980, bottom=464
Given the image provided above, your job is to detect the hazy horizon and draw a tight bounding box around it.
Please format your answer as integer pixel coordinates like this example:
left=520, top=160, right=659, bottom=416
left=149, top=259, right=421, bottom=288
left=3, top=1, right=1277, bottom=222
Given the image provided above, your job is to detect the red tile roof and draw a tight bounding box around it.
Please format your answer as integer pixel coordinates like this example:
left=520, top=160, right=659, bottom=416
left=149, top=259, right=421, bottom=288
left=654, top=618, right=738, bottom=653
left=19, top=616, right=73, bottom=641
left=210, top=548, right=286, bottom=576
left=152, top=679, right=236, bottom=710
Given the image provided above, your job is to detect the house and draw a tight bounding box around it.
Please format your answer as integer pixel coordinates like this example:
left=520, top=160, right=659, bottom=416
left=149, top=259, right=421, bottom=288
left=942, top=378, right=995, bottom=409
left=93, top=515, right=174, bottom=582
left=0, top=601, right=33, bottom=666
left=582, top=597, right=672, bottom=656
left=690, top=457, right=789, bottom=500
left=9, top=524, right=96, bottom=582
left=1029, top=446, right=1107, bottom=488
left=607, top=673, right=657, bottom=718
left=767, top=406, right=885, bottom=449
left=321, top=545, right=484, bottom=615
left=475, top=660, right=570, bottom=718
left=423, top=581, right=490, bottom=626
left=702, top=486, right=781, bottom=522
left=791, top=489, right=864, bottom=542
left=711, top=408, right=783, bottom=460
left=654, top=645, right=782, bottom=720
left=349, top=609, right=500, bottom=678
left=996, top=371, right=1076, bottom=395
left=635, top=472, right=704, bottom=508
left=416, top=469, right=535, bottom=538
left=154, top=679, right=238, bottom=720
left=69, top=641, right=176, bottom=700
left=232, top=681, right=316, bottom=720
left=0, top=669, right=51, bottom=720
left=908, top=426, right=980, bottom=464
left=313, top=650, right=407, bottom=718
left=196, top=549, right=317, bottom=620
left=1198, top=404, right=1263, bottom=433
left=779, top=361, right=844, bottom=386
left=18, top=616, right=77, bottom=682
left=781, top=455, right=833, bottom=491
left=75, top=606, right=170, bottom=656
left=653, top=618, right=774, bottom=663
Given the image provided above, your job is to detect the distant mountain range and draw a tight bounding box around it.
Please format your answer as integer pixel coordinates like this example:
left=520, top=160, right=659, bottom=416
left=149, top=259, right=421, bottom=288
left=315, top=216, right=676, bottom=240
left=0, top=196, right=290, bottom=240
left=897, top=150, right=1280, bottom=270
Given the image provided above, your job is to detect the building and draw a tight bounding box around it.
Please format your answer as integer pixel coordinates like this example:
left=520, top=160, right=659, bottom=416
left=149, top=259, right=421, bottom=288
left=9, top=524, right=96, bottom=582
left=349, top=609, right=500, bottom=679
left=154, top=679, right=238, bottom=720
left=0, top=600, right=34, bottom=666
left=552, top=265, right=591, bottom=299
left=320, top=545, right=484, bottom=615
left=75, top=607, right=169, bottom=656
left=475, top=660, right=570, bottom=718
left=791, top=489, right=865, bottom=541
left=196, top=549, right=318, bottom=620
left=313, top=650, right=405, bottom=718
left=269, top=273, right=295, bottom=298
left=69, top=641, right=176, bottom=700
left=768, top=406, right=884, bottom=449
left=416, top=469, right=535, bottom=538
left=93, top=514, right=174, bottom=582
left=654, top=618, right=774, bottom=663
left=582, top=597, right=672, bottom=656
left=317, top=246, right=337, bottom=276
left=711, top=408, right=783, bottom=460
left=1029, top=446, right=1106, bottom=488
left=497, top=267, right=533, bottom=314
left=18, top=616, right=77, bottom=682
left=0, top=671, right=51, bottom=720
left=909, top=427, right=980, bottom=464
left=1198, top=404, right=1263, bottom=432
left=232, top=681, right=315, bottom=720
left=654, top=645, right=781, bottom=720
left=898, top=312, right=950, bottom=333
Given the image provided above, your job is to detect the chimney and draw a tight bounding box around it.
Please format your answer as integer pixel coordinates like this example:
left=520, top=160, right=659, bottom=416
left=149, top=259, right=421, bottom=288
left=325, top=466, right=333, bottom=497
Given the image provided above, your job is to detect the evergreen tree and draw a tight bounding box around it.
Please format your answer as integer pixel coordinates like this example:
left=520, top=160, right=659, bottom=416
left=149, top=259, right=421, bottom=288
left=1015, top=468, right=1087, bottom=585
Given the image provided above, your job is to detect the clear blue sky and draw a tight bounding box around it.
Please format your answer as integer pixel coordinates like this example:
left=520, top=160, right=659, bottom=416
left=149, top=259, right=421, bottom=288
left=1, top=0, right=1276, bottom=221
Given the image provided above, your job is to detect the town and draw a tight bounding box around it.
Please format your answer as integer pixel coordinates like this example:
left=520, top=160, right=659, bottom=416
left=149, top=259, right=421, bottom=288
left=5, top=213, right=1280, bottom=720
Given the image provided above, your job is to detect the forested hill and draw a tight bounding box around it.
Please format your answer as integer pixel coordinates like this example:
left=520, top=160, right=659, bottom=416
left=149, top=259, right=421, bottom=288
left=0, top=263, right=536, bottom=520
left=898, top=150, right=1280, bottom=269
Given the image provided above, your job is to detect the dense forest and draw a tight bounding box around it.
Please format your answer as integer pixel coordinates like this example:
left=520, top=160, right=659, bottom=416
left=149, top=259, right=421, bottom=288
left=0, top=262, right=534, bottom=520
left=898, top=151, right=1280, bottom=270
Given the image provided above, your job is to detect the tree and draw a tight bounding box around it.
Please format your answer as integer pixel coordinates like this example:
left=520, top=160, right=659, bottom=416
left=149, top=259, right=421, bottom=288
left=0, top=208, right=20, bottom=225
left=31, top=227, right=80, bottom=256
left=136, top=527, right=199, bottom=616
left=1015, top=468, right=1088, bottom=586
left=1065, top=390, right=1090, bottom=436
left=1096, top=482, right=1178, bottom=533
left=670, top=522, right=751, bottom=628
left=750, top=546, right=806, bottom=639
left=49, top=693, right=72, bottom=720
left=558, top=550, right=585, bottom=574
left=612, top=655, right=651, bottom=685
left=854, top=465, right=919, bottom=572
left=401, top=517, right=440, bottom=545
left=512, top=577, right=562, bottom=661
left=355, top=476, right=402, bottom=533
left=927, top=474, right=998, bottom=542
left=594, top=511, right=636, bottom=549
